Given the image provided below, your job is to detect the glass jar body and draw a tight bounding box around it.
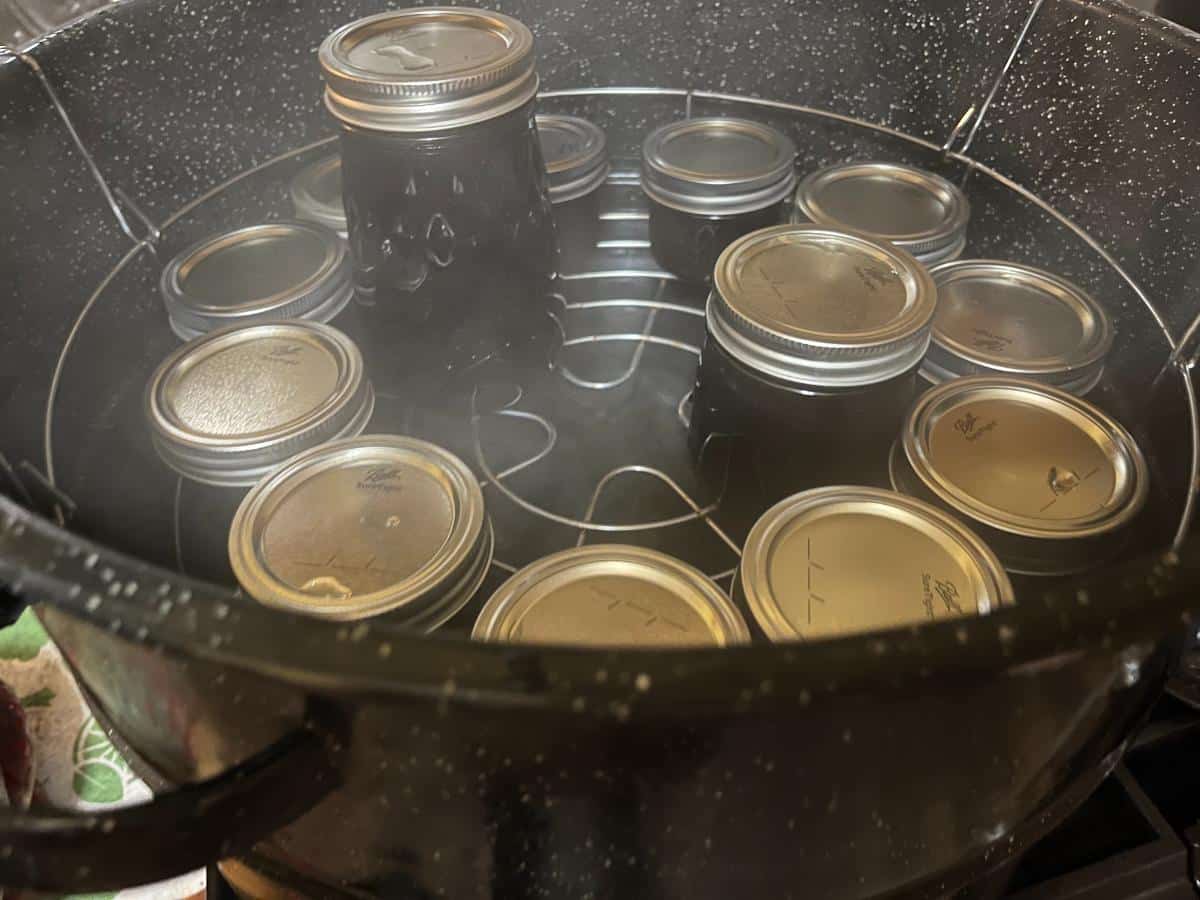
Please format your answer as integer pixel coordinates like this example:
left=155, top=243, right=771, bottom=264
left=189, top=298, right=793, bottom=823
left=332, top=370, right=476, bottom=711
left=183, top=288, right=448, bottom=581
left=339, top=99, right=560, bottom=396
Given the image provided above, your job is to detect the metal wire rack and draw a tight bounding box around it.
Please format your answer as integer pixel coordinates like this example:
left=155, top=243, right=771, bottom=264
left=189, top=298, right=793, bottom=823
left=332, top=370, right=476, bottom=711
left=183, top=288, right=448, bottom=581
left=27, top=83, right=1200, bottom=598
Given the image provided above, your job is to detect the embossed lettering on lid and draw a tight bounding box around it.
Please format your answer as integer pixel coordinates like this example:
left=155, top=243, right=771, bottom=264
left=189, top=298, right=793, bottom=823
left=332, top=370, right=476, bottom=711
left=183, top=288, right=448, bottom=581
left=739, top=486, right=1012, bottom=642
left=896, top=377, right=1146, bottom=539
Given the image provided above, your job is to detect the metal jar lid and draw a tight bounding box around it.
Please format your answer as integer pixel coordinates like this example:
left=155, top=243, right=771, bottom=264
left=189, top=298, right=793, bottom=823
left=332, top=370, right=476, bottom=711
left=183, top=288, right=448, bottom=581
left=230, top=435, right=492, bottom=625
left=160, top=221, right=353, bottom=341
left=793, top=162, right=969, bottom=264
left=890, top=377, right=1148, bottom=574
left=289, top=154, right=347, bottom=236
left=707, top=224, right=937, bottom=387
left=536, top=114, right=610, bottom=204
left=472, top=545, right=750, bottom=646
left=738, top=486, right=1013, bottom=642
left=922, top=261, right=1114, bottom=395
left=146, top=322, right=374, bottom=488
left=640, top=117, right=797, bottom=217
left=319, top=7, right=538, bottom=133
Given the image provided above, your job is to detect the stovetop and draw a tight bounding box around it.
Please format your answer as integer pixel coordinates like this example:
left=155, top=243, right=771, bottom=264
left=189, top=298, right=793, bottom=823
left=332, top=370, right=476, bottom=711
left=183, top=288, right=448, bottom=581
left=993, top=692, right=1200, bottom=900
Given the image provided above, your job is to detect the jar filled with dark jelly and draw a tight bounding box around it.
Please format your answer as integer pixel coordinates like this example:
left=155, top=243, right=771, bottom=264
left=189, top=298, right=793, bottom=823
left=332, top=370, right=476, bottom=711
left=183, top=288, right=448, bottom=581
left=688, top=225, right=937, bottom=504
left=537, top=114, right=609, bottom=266
left=792, top=162, right=970, bottom=267
left=144, top=321, right=374, bottom=584
left=320, top=8, right=559, bottom=399
left=159, top=221, right=358, bottom=342
left=640, top=117, right=796, bottom=282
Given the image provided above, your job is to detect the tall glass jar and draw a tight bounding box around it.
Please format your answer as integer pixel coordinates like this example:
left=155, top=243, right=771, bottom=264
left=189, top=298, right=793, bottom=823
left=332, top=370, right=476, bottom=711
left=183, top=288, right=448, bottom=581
left=320, top=8, right=559, bottom=399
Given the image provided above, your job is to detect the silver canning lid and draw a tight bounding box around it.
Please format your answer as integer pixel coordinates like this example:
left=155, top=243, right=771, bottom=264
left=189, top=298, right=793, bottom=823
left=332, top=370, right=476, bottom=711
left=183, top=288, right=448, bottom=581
left=793, top=162, right=969, bottom=264
left=895, top=377, right=1148, bottom=546
left=473, top=545, right=750, bottom=647
left=320, top=7, right=538, bottom=133
left=708, top=224, right=937, bottom=387
left=230, top=435, right=491, bottom=625
left=641, top=117, right=797, bottom=216
left=922, top=261, right=1114, bottom=395
left=739, top=486, right=1013, bottom=643
left=536, top=114, right=610, bottom=204
left=160, top=222, right=353, bottom=341
left=290, top=154, right=347, bottom=236
left=146, top=322, right=374, bottom=488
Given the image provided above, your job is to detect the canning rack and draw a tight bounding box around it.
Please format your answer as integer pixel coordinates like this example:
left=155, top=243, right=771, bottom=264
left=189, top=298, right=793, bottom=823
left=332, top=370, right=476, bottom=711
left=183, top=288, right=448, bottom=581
left=8, top=13, right=1198, bottom=598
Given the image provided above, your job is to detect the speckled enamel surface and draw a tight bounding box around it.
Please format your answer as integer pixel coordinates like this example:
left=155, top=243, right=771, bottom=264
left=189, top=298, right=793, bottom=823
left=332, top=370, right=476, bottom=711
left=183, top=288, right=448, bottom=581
left=0, top=2, right=1198, bottom=897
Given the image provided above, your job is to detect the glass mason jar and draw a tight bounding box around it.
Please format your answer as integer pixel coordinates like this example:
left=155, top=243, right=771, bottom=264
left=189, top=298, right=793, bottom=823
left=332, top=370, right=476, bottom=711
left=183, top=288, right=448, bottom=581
left=319, top=8, right=559, bottom=399
left=229, top=435, right=493, bottom=628
left=641, top=117, right=796, bottom=282
left=688, top=225, right=937, bottom=506
left=290, top=153, right=348, bottom=238
left=144, top=322, right=375, bottom=584
left=159, top=221, right=357, bottom=342
left=889, top=376, right=1149, bottom=576
left=792, top=161, right=970, bottom=267
left=537, top=113, right=610, bottom=267
left=920, top=260, right=1114, bottom=395
left=734, top=487, right=1013, bottom=642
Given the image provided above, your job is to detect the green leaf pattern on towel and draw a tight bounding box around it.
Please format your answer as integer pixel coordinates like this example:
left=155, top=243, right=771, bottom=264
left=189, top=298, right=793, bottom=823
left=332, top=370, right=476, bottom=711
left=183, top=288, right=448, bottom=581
left=72, top=716, right=135, bottom=805
left=0, top=610, right=49, bottom=662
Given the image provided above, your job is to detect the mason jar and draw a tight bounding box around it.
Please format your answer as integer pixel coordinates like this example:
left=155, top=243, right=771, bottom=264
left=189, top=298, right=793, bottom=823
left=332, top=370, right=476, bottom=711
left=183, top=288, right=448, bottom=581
left=229, top=435, right=493, bottom=627
left=290, top=153, right=347, bottom=238
left=319, top=8, right=559, bottom=397
left=889, top=376, right=1149, bottom=576
left=921, top=261, right=1114, bottom=394
left=145, top=321, right=375, bottom=584
left=792, top=161, right=969, bottom=266
left=641, top=117, right=796, bottom=282
left=537, top=113, right=610, bottom=262
left=688, top=224, right=937, bottom=504
left=473, top=545, right=749, bottom=646
left=735, top=486, right=1013, bottom=642
left=159, top=221, right=356, bottom=342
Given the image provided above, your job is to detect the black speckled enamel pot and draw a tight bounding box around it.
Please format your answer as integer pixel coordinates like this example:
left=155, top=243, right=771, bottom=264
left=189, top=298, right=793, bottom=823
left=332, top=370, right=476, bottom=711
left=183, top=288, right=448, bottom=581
left=1, top=0, right=1199, bottom=897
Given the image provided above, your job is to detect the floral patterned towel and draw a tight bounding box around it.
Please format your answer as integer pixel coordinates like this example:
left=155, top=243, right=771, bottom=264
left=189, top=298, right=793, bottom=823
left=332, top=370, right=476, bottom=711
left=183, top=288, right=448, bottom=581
left=0, top=610, right=205, bottom=900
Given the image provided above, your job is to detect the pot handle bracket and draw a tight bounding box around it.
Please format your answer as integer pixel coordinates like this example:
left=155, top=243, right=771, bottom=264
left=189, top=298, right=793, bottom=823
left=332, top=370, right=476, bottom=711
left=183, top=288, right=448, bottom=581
left=0, top=697, right=344, bottom=893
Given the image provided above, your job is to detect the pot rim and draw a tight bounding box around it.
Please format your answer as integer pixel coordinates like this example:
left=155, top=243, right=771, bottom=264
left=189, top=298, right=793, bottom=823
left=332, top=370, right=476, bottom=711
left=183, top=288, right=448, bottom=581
left=2, top=491, right=1193, bottom=716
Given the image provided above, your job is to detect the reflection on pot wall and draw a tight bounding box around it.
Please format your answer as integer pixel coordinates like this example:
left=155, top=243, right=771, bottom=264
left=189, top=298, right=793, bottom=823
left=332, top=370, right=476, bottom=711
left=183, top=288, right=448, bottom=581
left=0, top=0, right=114, bottom=48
